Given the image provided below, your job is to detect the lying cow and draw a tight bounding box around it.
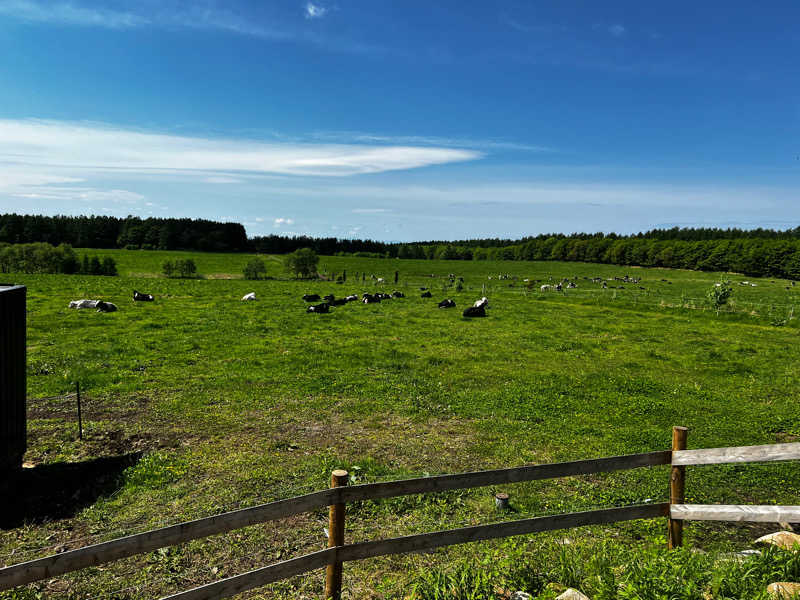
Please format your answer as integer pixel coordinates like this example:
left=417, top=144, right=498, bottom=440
left=302, top=294, right=321, bottom=302
left=95, top=301, right=117, bottom=313
left=133, top=290, right=154, bottom=302
left=69, top=299, right=99, bottom=309
left=323, top=294, right=335, bottom=302
left=438, top=299, right=456, bottom=309
left=462, top=305, right=486, bottom=317
left=473, top=297, right=489, bottom=309
left=391, top=291, right=405, bottom=298
left=376, top=293, right=392, bottom=300
left=241, top=292, right=256, bottom=301
left=306, top=302, right=330, bottom=313
left=345, top=294, right=359, bottom=302
left=421, top=291, right=432, bottom=298
left=362, top=293, right=381, bottom=303
left=331, top=298, right=348, bottom=306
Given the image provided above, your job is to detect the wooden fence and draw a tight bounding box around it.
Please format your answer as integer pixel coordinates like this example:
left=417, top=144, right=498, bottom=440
left=1, top=428, right=799, bottom=600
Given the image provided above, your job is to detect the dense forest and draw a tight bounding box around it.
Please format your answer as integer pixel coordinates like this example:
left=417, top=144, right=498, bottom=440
left=2, top=214, right=800, bottom=279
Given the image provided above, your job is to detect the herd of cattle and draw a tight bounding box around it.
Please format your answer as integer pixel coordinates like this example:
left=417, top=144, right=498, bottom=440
left=300, top=291, right=489, bottom=317
left=67, top=288, right=491, bottom=317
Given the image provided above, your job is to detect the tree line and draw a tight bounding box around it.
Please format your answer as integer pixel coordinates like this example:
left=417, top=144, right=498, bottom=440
left=0, top=243, right=117, bottom=275
left=0, top=214, right=248, bottom=252
left=3, top=213, right=800, bottom=279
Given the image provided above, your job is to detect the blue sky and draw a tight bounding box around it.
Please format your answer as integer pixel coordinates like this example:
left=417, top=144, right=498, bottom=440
left=0, top=1, right=798, bottom=241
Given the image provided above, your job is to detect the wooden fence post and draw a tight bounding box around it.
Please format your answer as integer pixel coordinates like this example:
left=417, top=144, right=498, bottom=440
left=325, top=469, right=348, bottom=600
left=668, top=426, right=688, bottom=549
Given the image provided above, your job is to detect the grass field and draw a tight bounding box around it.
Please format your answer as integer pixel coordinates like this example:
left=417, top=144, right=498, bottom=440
left=3, top=250, right=800, bottom=599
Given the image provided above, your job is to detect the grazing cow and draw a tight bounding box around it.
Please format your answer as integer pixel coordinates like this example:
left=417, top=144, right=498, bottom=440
left=133, top=290, right=154, bottom=302
left=69, top=299, right=99, bottom=309
left=391, top=291, right=405, bottom=298
left=566, top=282, right=577, bottom=289
left=241, top=292, right=256, bottom=301
left=323, top=294, right=335, bottom=301
left=555, top=283, right=562, bottom=292
left=95, top=301, right=117, bottom=313
left=540, top=284, right=551, bottom=292
left=462, top=305, right=486, bottom=317
left=376, top=278, right=385, bottom=284
left=306, top=302, right=330, bottom=313
left=438, top=299, right=456, bottom=309
left=420, top=291, right=432, bottom=298
left=302, top=294, right=321, bottom=302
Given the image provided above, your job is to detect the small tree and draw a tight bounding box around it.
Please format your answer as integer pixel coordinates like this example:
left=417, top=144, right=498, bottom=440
left=284, top=248, right=319, bottom=278
left=101, top=257, right=118, bottom=276
left=89, top=256, right=102, bottom=275
left=162, top=260, right=175, bottom=278
left=243, top=258, right=267, bottom=280
left=707, top=280, right=733, bottom=313
left=179, top=258, right=197, bottom=278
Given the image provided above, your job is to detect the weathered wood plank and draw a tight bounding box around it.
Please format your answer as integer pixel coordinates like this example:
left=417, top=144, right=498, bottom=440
left=671, top=443, right=800, bottom=466
left=160, top=549, right=333, bottom=600
left=0, top=490, right=334, bottom=591
left=158, top=504, right=670, bottom=600
left=670, top=504, right=800, bottom=522
left=338, top=503, right=670, bottom=563
left=336, top=451, right=672, bottom=504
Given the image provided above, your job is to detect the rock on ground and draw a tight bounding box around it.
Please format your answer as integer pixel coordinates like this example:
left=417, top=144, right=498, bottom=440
left=756, top=531, right=800, bottom=551
left=556, top=589, right=590, bottom=600
left=767, top=582, right=800, bottom=598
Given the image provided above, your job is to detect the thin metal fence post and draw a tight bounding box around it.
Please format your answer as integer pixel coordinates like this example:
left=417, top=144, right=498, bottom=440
left=76, top=382, right=83, bottom=441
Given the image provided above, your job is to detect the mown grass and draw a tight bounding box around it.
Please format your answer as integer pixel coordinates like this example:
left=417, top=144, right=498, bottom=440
left=2, top=251, right=800, bottom=599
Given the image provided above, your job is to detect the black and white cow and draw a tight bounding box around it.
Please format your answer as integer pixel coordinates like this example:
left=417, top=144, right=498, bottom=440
left=306, top=302, right=330, bottom=313
left=462, top=305, right=486, bottom=317
left=345, top=294, right=359, bottom=302
left=420, top=291, right=432, bottom=298
left=302, top=294, right=321, bottom=302
left=323, top=294, right=335, bottom=302
left=133, top=290, right=154, bottom=302
left=391, top=291, right=405, bottom=298
left=362, top=293, right=381, bottom=303
left=438, top=299, right=456, bottom=308
left=95, top=301, right=118, bottom=313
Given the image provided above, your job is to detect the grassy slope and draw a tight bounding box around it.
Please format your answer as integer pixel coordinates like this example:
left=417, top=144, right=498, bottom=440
left=3, top=252, right=800, bottom=599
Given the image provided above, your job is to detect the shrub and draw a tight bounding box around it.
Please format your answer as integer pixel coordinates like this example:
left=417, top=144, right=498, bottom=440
left=163, top=258, right=199, bottom=278
left=243, top=258, right=267, bottom=280
left=284, top=248, right=319, bottom=278
left=707, top=280, right=733, bottom=312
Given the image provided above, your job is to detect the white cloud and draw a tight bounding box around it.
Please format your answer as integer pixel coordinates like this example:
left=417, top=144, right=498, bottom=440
left=274, top=217, right=295, bottom=226
left=305, top=2, right=327, bottom=19
left=608, top=24, right=626, bottom=37
left=313, top=131, right=552, bottom=152
left=0, top=119, right=481, bottom=178
left=0, top=0, right=148, bottom=28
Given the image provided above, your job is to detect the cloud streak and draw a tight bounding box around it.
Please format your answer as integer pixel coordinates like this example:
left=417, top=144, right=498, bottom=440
left=0, top=119, right=482, bottom=178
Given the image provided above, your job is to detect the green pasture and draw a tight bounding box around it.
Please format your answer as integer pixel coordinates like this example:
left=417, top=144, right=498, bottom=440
left=3, top=251, right=800, bottom=599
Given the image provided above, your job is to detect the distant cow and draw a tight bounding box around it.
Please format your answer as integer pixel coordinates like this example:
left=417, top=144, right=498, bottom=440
left=438, top=299, right=456, bottom=309
left=133, top=290, right=154, bottom=302
left=462, top=305, right=486, bottom=317
left=540, top=285, right=551, bottom=292
left=302, top=294, right=321, bottom=302
left=95, top=301, right=118, bottom=313
left=306, top=302, right=330, bottom=313
left=421, top=291, right=432, bottom=298
left=376, top=292, right=392, bottom=300
left=241, top=292, right=256, bottom=301
left=345, top=294, right=359, bottom=302
left=362, top=293, right=381, bottom=303
left=473, top=297, right=489, bottom=309
left=391, top=291, right=405, bottom=298
left=69, top=299, right=99, bottom=309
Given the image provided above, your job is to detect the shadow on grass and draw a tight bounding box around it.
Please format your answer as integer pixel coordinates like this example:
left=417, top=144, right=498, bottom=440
left=0, top=452, right=142, bottom=529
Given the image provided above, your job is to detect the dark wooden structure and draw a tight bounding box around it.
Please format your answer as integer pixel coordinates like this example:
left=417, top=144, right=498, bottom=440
left=0, top=285, right=26, bottom=472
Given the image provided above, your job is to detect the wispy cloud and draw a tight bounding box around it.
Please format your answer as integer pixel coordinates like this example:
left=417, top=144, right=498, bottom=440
left=204, top=176, right=243, bottom=184
left=274, top=217, right=295, bottom=226
left=304, top=2, right=327, bottom=19
left=0, top=119, right=481, bottom=178
left=0, top=0, right=148, bottom=28
left=352, top=208, right=392, bottom=214
left=311, top=131, right=552, bottom=152
left=608, top=24, right=626, bottom=37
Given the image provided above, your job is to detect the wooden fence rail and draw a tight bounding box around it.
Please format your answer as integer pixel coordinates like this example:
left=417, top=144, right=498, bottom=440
left=1, top=432, right=798, bottom=599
